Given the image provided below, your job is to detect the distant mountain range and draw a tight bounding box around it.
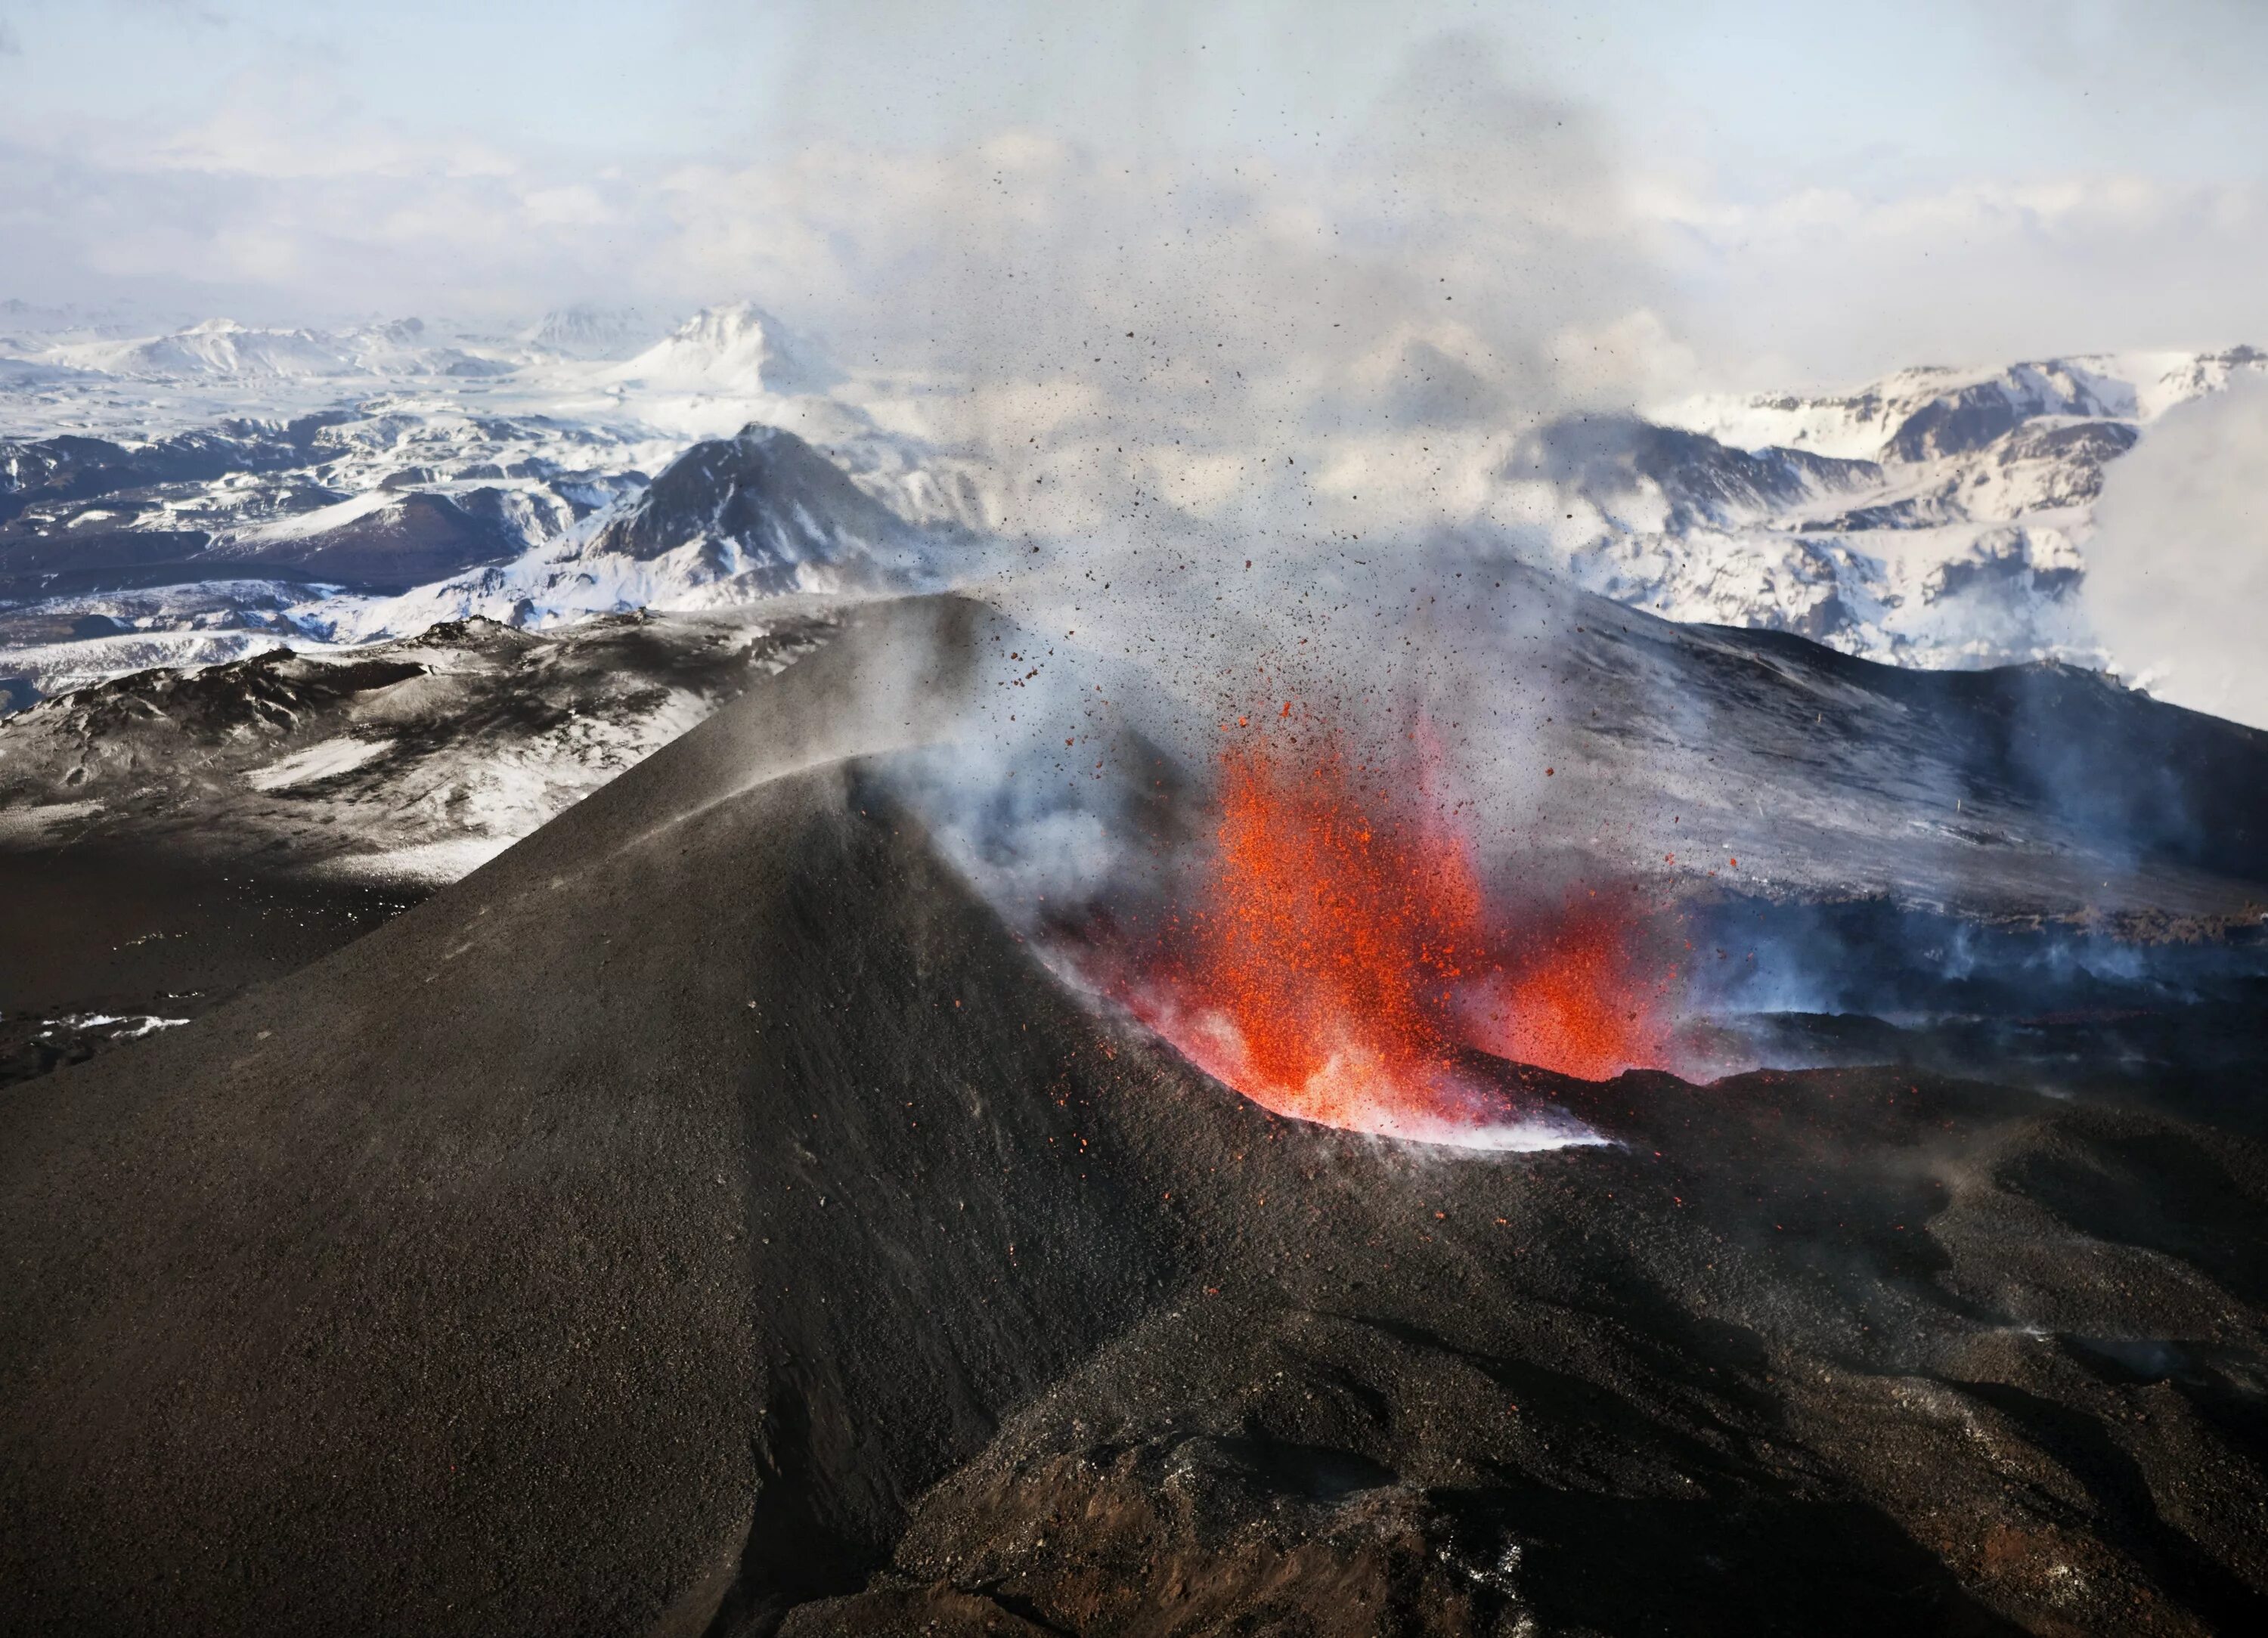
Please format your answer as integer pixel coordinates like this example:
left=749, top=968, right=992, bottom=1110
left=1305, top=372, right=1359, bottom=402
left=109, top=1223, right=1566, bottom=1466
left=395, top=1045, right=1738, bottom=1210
left=0, top=301, right=829, bottom=385
left=0, top=410, right=956, bottom=704
left=33, top=316, right=510, bottom=382
left=1533, top=349, right=2268, bottom=667
left=4, top=305, right=2264, bottom=708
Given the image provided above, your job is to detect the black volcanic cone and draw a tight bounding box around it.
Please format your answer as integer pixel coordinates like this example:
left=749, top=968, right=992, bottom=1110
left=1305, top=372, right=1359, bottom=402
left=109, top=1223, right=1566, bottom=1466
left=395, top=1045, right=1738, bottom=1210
left=0, top=596, right=1194, bottom=1631
left=4, top=596, right=2267, bottom=1637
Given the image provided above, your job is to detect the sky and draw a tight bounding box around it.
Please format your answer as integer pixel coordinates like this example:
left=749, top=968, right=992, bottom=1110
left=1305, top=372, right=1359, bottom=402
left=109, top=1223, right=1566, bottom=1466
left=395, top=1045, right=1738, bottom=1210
left=3, top=0, right=2267, bottom=392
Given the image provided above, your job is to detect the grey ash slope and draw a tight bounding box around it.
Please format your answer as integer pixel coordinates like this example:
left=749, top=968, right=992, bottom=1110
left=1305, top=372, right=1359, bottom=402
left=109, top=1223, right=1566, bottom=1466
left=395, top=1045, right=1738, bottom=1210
left=2, top=598, right=2266, bottom=1636
left=1534, top=593, right=2268, bottom=922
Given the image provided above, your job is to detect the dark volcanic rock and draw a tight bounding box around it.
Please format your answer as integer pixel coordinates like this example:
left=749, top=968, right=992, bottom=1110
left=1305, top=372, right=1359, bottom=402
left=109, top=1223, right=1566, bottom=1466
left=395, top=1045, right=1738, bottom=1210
left=1999, top=419, right=2139, bottom=494
left=2, top=599, right=2265, bottom=1637
left=788, top=1062, right=2268, bottom=1637
left=0, top=599, right=1185, bottom=1635
left=0, top=425, right=309, bottom=526
left=588, top=423, right=939, bottom=589
left=208, top=489, right=527, bottom=589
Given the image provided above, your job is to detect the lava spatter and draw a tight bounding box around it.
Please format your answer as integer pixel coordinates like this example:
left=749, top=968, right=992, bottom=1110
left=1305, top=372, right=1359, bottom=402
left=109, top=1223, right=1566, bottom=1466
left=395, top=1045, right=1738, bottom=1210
left=1119, top=714, right=1662, bottom=1147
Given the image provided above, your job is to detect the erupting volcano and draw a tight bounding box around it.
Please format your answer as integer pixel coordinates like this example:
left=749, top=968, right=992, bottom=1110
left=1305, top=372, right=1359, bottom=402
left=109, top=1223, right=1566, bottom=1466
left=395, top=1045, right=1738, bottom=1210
left=1119, top=714, right=1665, bottom=1147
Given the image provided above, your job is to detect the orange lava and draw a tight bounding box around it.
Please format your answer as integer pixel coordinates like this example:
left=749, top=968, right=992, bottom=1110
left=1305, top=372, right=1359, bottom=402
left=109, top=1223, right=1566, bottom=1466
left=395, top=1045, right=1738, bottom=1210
left=1125, top=721, right=1662, bottom=1137
left=1467, top=899, right=1657, bottom=1082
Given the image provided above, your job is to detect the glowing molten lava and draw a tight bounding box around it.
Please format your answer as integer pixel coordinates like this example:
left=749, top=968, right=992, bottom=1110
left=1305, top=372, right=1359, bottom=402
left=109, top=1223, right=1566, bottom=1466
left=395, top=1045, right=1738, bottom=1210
left=1122, top=723, right=1661, bottom=1147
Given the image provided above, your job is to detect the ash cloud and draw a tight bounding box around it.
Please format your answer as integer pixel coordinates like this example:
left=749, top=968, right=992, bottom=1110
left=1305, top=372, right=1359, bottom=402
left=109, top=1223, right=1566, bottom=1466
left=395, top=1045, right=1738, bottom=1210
left=887, top=531, right=1609, bottom=971
left=823, top=23, right=1678, bottom=959
left=727, top=27, right=1671, bottom=545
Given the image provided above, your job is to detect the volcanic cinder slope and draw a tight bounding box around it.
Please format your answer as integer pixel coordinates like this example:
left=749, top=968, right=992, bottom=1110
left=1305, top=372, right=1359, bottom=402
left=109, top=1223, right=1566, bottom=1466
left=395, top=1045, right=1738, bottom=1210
left=3, top=597, right=2266, bottom=1636
left=0, top=608, right=833, bottom=1087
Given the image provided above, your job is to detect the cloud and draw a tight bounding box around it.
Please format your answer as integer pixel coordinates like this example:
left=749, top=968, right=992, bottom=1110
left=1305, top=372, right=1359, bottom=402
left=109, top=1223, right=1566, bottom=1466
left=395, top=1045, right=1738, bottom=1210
left=1988, top=0, right=2268, bottom=99
left=2085, top=373, right=2268, bottom=729
left=0, top=16, right=20, bottom=55
left=4, top=9, right=2263, bottom=481
left=642, top=31, right=1670, bottom=537
left=0, top=65, right=623, bottom=318
left=1649, top=171, right=2268, bottom=389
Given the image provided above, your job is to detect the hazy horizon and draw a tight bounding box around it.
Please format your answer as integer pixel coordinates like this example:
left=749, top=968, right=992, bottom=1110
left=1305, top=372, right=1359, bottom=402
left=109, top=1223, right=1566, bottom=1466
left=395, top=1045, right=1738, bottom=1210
left=4, top=0, right=2267, bottom=396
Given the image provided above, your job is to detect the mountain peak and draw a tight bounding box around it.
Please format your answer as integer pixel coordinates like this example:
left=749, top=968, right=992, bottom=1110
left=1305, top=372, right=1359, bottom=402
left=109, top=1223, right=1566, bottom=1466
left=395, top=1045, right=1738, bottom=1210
left=586, top=420, right=921, bottom=591
left=609, top=302, right=835, bottom=395
left=522, top=303, right=662, bottom=361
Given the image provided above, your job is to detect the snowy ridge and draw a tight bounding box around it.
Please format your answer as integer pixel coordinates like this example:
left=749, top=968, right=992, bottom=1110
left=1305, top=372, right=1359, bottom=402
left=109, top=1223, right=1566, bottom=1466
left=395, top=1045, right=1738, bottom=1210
left=606, top=303, right=835, bottom=397
left=39, top=317, right=515, bottom=384
left=0, top=612, right=834, bottom=881
left=1660, top=348, right=2266, bottom=457
left=5, top=303, right=2266, bottom=701
left=1503, top=346, right=2268, bottom=668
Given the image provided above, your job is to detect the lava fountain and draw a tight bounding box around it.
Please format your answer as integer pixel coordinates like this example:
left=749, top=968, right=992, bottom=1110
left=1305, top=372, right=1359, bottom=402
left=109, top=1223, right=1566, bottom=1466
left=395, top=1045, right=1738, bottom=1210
left=1115, top=715, right=1664, bottom=1149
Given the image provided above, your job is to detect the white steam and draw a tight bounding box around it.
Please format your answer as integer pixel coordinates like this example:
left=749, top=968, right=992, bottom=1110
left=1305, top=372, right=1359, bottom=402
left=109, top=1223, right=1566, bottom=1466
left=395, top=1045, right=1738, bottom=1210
left=2086, top=374, right=2268, bottom=730
left=700, top=29, right=1671, bottom=543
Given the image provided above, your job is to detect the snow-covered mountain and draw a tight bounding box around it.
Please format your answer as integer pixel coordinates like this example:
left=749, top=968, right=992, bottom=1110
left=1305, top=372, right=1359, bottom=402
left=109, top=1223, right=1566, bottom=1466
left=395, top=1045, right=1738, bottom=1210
left=520, top=303, right=668, bottom=361
left=1512, top=348, right=2268, bottom=667
left=590, top=423, right=932, bottom=574
left=606, top=302, right=835, bottom=396
left=39, top=317, right=516, bottom=383
left=311, top=424, right=963, bottom=643
left=5, top=307, right=2265, bottom=712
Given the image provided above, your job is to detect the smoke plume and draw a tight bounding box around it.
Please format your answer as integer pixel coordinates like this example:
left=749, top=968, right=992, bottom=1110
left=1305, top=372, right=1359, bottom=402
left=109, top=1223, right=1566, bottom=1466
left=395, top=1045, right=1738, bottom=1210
left=2085, top=373, right=2268, bottom=730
